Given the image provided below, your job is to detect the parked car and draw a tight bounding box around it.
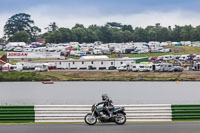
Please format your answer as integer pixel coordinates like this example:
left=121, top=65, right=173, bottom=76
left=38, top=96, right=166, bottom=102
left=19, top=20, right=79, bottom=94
left=93, top=49, right=103, bottom=55
left=173, top=66, right=183, bottom=72
left=193, top=55, right=200, bottom=61
left=163, top=55, right=174, bottom=61
left=179, top=55, right=189, bottom=61
left=4, top=46, right=15, bottom=51
left=14, top=47, right=23, bottom=52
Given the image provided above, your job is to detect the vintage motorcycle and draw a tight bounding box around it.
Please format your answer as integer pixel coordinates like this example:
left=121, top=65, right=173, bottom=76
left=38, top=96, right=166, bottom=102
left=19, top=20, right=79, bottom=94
left=84, top=104, right=126, bottom=125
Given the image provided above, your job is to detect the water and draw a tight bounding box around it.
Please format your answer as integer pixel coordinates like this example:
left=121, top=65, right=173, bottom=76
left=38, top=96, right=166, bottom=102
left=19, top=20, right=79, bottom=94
left=0, top=81, right=200, bottom=105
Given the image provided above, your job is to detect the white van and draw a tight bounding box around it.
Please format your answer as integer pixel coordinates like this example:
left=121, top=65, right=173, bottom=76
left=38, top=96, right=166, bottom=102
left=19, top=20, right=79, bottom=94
left=132, top=64, right=150, bottom=72
left=179, top=55, right=189, bottom=61
left=93, top=49, right=103, bottom=55
left=132, top=64, right=139, bottom=72
left=152, top=64, right=161, bottom=72
left=193, top=55, right=200, bottom=61
left=117, top=64, right=129, bottom=71
left=11, top=63, right=23, bottom=72
left=35, top=64, right=49, bottom=72
left=163, top=55, right=174, bottom=61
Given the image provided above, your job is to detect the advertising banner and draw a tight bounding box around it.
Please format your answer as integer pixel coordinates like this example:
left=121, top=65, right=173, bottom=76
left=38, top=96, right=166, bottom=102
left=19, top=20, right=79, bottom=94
left=7, top=52, right=61, bottom=59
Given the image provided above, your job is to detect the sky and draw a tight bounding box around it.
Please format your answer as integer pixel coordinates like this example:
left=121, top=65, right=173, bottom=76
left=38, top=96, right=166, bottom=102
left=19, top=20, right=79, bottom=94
left=0, top=0, right=200, bottom=37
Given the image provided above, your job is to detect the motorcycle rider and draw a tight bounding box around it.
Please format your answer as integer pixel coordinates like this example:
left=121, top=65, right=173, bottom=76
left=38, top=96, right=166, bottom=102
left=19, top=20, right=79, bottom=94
left=97, top=94, right=114, bottom=118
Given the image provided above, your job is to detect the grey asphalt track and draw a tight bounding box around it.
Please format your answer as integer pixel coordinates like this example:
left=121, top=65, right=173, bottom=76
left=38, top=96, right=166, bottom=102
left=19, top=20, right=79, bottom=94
left=0, top=122, right=200, bottom=133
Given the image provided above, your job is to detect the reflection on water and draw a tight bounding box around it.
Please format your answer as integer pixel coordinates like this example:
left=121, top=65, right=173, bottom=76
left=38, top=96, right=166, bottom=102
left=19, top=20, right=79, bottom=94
left=0, top=81, right=200, bottom=105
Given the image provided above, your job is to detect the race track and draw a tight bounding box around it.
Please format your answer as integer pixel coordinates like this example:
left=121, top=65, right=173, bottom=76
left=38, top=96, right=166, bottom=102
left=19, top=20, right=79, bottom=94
left=1, top=122, right=200, bottom=133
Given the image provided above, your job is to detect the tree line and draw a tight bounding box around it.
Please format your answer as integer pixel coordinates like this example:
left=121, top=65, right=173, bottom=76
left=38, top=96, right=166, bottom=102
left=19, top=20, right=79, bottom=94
left=1, top=13, right=200, bottom=43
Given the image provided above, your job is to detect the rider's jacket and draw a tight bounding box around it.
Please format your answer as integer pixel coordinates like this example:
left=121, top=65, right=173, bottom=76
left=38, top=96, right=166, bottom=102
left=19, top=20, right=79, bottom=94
left=97, top=99, right=113, bottom=108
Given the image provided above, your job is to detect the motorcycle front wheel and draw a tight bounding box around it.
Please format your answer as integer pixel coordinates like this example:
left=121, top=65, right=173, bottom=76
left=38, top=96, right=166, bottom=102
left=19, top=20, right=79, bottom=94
left=114, top=113, right=126, bottom=125
left=84, top=113, right=97, bottom=125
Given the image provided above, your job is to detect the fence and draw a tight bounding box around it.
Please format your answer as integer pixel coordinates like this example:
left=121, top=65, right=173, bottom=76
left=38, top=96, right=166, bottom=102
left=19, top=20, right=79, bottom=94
left=172, top=104, right=200, bottom=121
left=0, top=104, right=200, bottom=123
left=0, top=106, right=34, bottom=123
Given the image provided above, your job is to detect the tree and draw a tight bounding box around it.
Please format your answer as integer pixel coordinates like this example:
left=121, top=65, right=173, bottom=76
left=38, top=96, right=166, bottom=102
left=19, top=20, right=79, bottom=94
left=71, top=27, right=88, bottom=43
left=133, top=27, right=147, bottom=42
left=0, top=38, right=5, bottom=43
left=31, top=26, right=41, bottom=42
left=58, top=28, right=72, bottom=43
left=180, top=25, right=193, bottom=41
left=45, top=30, right=62, bottom=43
left=9, top=31, right=30, bottom=43
left=4, top=13, right=41, bottom=41
left=191, top=26, right=200, bottom=41
left=99, top=26, right=113, bottom=43
left=45, top=22, right=58, bottom=32
left=86, top=29, right=98, bottom=43
left=146, top=26, right=157, bottom=41
left=72, top=24, right=84, bottom=29
left=121, top=25, right=133, bottom=32
left=112, top=28, right=123, bottom=43
left=123, top=30, right=133, bottom=42
left=41, top=22, right=200, bottom=43
left=170, top=25, right=182, bottom=41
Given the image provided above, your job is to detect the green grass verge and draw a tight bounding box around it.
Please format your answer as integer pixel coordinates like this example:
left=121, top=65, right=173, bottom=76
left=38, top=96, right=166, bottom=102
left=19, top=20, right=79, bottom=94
left=0, top=51, right=6, bottom=56
left=0, top=71, right=196, bottom=81
left=0, top=72, right=49, bottom=81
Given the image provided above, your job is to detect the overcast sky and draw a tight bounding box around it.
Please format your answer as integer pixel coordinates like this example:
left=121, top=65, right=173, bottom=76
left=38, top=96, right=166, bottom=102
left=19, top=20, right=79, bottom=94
left=0, top=0, right=200, bottom=37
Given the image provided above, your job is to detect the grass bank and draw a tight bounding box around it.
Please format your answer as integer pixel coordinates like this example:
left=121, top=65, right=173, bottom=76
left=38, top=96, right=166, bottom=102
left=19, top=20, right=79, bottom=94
left=0, top=71, right=199, bottom=81
left=0, top=51, right=6, bottom=56
left=0, top=72, right=49, bottom=81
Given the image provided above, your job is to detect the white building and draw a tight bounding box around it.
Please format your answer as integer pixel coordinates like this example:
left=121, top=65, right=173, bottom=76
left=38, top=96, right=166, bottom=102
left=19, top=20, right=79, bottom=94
left=29, top=57, right=147, bottom=70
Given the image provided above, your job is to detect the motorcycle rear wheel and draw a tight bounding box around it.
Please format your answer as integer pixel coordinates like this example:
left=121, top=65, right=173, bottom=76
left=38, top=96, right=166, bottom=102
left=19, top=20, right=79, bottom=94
left=84, top=113, right=97, bottom=125
left=114, top=113, right=126, bottom=125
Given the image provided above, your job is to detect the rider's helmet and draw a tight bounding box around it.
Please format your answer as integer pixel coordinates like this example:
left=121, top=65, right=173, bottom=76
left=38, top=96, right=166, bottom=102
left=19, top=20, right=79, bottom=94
left=102, top=94, right=109, bottom=101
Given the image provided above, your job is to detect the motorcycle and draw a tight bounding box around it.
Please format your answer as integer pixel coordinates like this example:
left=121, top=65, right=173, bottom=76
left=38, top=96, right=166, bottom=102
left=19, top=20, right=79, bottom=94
left=84, top=104, right=126, bottom=125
